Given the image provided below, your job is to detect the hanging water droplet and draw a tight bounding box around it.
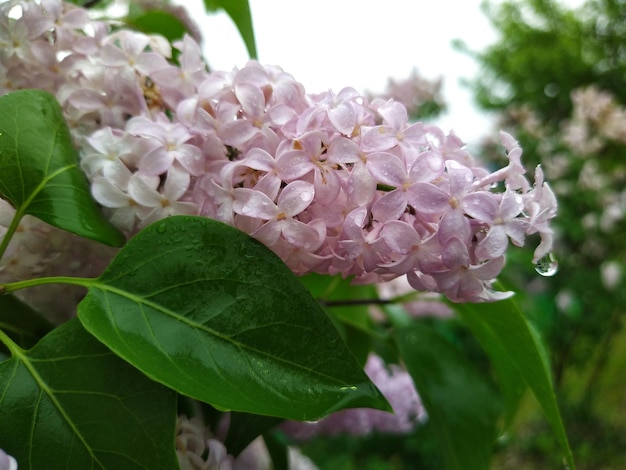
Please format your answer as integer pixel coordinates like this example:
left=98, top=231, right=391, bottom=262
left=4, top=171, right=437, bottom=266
left=535, top=252, right=558, bottom=276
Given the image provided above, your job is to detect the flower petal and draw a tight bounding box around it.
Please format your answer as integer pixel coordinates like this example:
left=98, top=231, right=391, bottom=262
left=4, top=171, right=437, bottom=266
left=277, top=181, right=315, bottom=217
left=366, top=152, right=407, bottom=186
left=232, top=188, right=278, bottom=220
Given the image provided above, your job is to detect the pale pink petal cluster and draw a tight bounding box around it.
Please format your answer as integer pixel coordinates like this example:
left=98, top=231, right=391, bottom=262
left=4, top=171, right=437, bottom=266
left=0, top=0, right=557, bottom=302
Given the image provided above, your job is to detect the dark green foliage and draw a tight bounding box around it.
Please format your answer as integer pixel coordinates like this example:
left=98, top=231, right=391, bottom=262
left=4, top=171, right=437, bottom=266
left=0, top=90, right=125, bottom=247
left=457, top=0, right=626, bottom=125
left=0, top=295, right=52, bottom=352
left=460, top=0, right=626, bottom=466
left=296, top=425, right=444, bottom=470
left=78, top=216, right=390, bottom=421
left=0, top=318, right=179, bottom=470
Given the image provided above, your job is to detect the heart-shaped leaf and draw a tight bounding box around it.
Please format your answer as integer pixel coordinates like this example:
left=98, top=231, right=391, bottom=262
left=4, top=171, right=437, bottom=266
left=78, top=215, right=389, bottom=420
left=455, top=297, right=575, bottom=469
left=0, top=89, right=125, bottom=247
left=393, top=322, right=501, bottom=470
left=0, top=318, right=178, bottom=470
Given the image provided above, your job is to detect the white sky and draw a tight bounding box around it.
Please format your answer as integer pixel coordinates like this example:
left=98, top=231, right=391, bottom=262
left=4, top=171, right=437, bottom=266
left=182, top=0, right=584, bottom=147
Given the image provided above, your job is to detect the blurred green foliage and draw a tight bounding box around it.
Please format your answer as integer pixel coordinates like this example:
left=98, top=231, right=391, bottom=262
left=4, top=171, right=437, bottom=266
left=455, top=0, right=626, bottom=124
left=301, top=0, right=626, bottom=467
left=457, top=0, right=626, bottom=467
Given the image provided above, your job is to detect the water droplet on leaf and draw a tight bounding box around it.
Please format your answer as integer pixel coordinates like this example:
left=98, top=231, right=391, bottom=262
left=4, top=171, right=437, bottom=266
left=156, top=223, right=167, bottom=234
left=535, top=252, right=558, bottom=276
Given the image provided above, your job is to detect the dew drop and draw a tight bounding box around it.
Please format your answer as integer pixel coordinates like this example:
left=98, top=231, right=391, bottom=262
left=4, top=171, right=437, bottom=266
left=535, top=252, right=558, bottom=277
left=156, top=222, right=167, bottom=234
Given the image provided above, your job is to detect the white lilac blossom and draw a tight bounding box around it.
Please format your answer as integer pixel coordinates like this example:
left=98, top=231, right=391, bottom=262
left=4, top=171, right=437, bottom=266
left=0, top=449, right=17, bottom=470
left=0, top=0, right=557, bottom=305
left=175, top=415, right=319, bottom=470
left=280, top=354, right=426, bottom=439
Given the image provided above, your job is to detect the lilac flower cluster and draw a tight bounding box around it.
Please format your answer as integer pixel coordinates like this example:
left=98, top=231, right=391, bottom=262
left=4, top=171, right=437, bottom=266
left=0, top=0, right=556, bottom=302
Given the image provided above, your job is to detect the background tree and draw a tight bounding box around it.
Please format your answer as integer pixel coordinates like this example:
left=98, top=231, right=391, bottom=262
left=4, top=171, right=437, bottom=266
left=457, top=0, right=626, bottom=467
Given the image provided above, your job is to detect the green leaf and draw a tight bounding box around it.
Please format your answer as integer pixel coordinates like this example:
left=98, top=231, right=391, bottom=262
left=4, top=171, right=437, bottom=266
left=0, top=89, right=125, bottom=247
left=300, top=273, right=378, bottom=366
left=0, top=318, right=178, bottom=469
left=452, top=301, right=526, bottom=428
left=126, top=9, right=188, bottom=42
left=263, top=430, right=289, bottom=470
left=393, top=322, right=501, bottom=470
left=203, top=0, right=257, bottom=59
left=455, top=297, right=575, bottom=469
left=0, top=294, right=53, bottom=351
left=78, top=215, right=389, bottom=421
left=224, top=412, right=282, bottom=456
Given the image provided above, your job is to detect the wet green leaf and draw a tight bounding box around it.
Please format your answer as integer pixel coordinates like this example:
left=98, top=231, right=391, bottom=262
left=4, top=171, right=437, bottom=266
left=0, top=318, right=178, bottom=470
left=394, top=322, right=501, bottom=470
left=0, top=89, right=125, bottom=247
left=78, top=216, right=389, bottom=420
left=456, top=297, right=575, bottom=469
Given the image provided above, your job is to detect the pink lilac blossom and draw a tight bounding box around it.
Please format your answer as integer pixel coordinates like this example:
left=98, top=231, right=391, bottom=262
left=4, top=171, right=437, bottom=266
left=0, top=0, right=557, bottom=303
left=280, top=353, right=426, bottom=440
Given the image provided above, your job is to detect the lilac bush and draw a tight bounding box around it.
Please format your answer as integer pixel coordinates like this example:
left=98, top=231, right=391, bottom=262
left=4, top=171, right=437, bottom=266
left=0, top=1, right=571, bottom=469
